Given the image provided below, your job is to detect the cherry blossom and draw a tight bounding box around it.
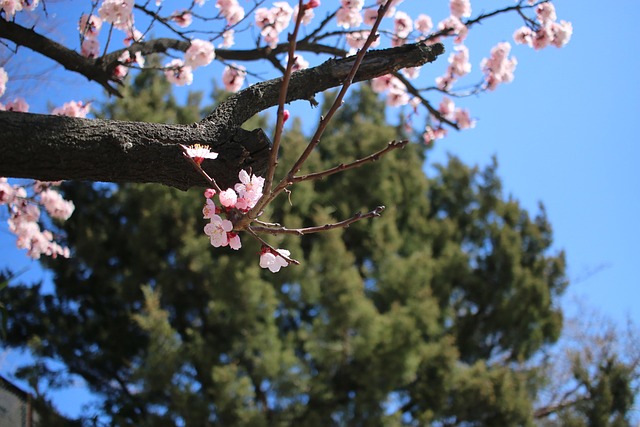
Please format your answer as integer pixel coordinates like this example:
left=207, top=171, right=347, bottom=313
left=172, top=11, right=192, bottom=28
left=164, top=59, right=193, bottom=86
left=81, top=39, right=100, bottom=58
left=78, top=14, right=102, bottom=40
left=0, top=67, right=7, bottom=97
left=182, top=144, right=219, bottom=165
left=216, top=0, right=245, bottom=26
left=414, top=14, right=433, bottom=34
left=219, top=30, right=235, bottom=48
left=228, top=233, right=241, bottom=250
left=1, top=0, right=23, bottom=21
left=0, top=98, right=29, bottom=112
left=204, top=214, right=233, bottom=247
left=219, top=188, right=238, bottom=208
left=52, top=101, right=91, bottom=118
left=481, top=42, right=517, bottom=91
left=184, top=39, right=216, bottom=69
left=234, top=170, right=264, bottom=208
left=98, top=0, right=134, bottom=30
left=221, top=64, right=246, bottom=92
left=450, top=0, right=471, bottom=19
left=259, top=247, right=290, bottom=273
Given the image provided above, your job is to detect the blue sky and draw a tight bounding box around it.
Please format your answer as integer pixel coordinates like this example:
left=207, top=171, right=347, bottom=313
left=1, top=0, right=639, bottom=419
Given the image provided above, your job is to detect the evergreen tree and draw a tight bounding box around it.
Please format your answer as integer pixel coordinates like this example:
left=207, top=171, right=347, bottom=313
left=2, top=70, right=635, bottom=426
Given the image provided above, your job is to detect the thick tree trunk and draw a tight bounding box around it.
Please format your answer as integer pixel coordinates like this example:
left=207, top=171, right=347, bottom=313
left=0, top=42, right=444, bottom=190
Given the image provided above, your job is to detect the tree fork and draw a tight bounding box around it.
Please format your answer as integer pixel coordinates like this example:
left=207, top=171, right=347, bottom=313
left=0, top=42, right=444, bottom=190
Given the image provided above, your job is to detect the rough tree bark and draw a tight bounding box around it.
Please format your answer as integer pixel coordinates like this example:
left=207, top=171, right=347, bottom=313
left=0, top=42, right=444, bottom=190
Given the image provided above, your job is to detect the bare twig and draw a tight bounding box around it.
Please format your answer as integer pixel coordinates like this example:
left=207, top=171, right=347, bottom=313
left=292, top=140, right=409, bottom=183
left=249, top=206, right=386, bottom=236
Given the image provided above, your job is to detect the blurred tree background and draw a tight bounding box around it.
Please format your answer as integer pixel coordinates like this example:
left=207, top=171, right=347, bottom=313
left=1, top=66, right=637, bottom=426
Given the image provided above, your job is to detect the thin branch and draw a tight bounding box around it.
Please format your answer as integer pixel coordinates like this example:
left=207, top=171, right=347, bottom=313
left=292, top=139, right=409, bottom=183
left=264, top=0, right=306, bottom=196
left=249, top=206, right=385, bottom=236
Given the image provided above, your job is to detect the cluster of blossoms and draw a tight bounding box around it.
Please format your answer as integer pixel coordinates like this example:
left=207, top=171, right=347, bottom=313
left=0, top=179, right=74, bottom=259
left=481, top=42, right=518, bottom=91
left=438, top=97, right=474, bottom=129
left=0, top=0, right=38, bottom=21
left=0, top=67, right=86, bottom=258
left=513, top=2, right=572, bottom=50
left=182, top=145, right=291, bottom=273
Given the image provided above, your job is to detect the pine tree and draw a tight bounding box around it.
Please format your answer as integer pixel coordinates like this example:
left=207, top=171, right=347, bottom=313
left=2, top=70, right=635, bottom=426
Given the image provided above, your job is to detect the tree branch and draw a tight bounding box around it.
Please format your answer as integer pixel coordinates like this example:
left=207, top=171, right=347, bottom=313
left=0, top=42, right=443, bottom=190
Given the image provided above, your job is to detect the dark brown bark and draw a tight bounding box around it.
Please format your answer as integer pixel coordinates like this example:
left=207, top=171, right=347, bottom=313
left=0, top=42, right=444, bottom=190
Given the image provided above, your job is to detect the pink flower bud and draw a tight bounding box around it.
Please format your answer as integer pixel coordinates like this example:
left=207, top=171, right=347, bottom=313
left=305, top=0, right=320, bottom=9
left=204, top=188, right=216, bottom=199
left=283, top=109, right=290, bottom=123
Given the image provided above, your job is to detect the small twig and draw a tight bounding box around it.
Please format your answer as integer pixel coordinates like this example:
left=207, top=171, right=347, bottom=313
left=254, top=219, right=282, bottom=227
left=250, top=206, right=385, bottom=236
left=292, top=140, right=409, bottom=183
left=179, top=146, right=222, bottom=192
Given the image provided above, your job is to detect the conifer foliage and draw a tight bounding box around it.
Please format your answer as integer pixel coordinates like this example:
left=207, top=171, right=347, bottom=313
left=3, top=69, right=636, bottom=427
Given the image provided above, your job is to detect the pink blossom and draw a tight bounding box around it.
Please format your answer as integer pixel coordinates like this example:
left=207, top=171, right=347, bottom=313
left=219, top=188, right=238, bottom=208
left=402, top=66, right=419, bottom=79
left=376, top=0, right=403, bottom=17
left=551, top=20, right=572, bottom=48
left=219, top=29, right=235, bottom=48
left=450, top=0, right=471, bottom=19
left=124, top=28, right=143, bottom=46
left=185, top=39, right=215, bottom=68
left=532, top=26, right=553, bottom=50
left=1, top=0, right=22, bottom=20
left=203, top=198, right=217, bottom=218
left=228, top=232, right=241, bottom=250
left=172, top=10, right=192, bottom=28
left=164, top=59, right=193, bottom=86
left=259, top=247, right=290, bottom=273
left=52, top=101, right=91, bottom=118
left=293, top=3, right=315, bottom=25
left=393, top=11, right=412, bottom=39
left=216, top=0, right=245, bottom=26
left=204, top=188, right=217, bottom=199
left=448, top=44, right=471, bottom=77
left=0, top=67, right=7, bottom=97
left=481, top=42, right=517, bottom=91
left=79, top=14, right=102, bottom=39
left=414, top=14, right=433, bottom=34
left=438, top=16, right=468, bottom=44
left=204, top=214, right=232, bottom=247
left=363, top=9, right=378, bottom=26
left=222, top=64, right=246, bottom=92
left=423, top=126, right=447, bottom=144
left=98, top=0, right=134, bottom=30
left=536, top=2, right=556, bottom=25
left=346, top=30, right=379, bottom=53
left=336, top=7, right=362, bottom=29
left=305, top=0, right=320, bottom=9
left=454, top=108, right=475, bottom=129
left=387, top=86, right=409, bottom=107
left=182, top=143, right=218, bottom=165
left=2, top=97, right=29, bottom=112
left=39, top=188, right=75, bottom=220
left=21, top=0, right=38, bottom=11
left=234, top=170, right=264, bottom=208
left=439, top=97, right=455, bottom=119
left=371, top=74, right=393, bottom=93
left=513, top=26, right=534, bottom=46
left=81, top=39, right=100, bottom=58
left=283, top=109, right=290, bottom=123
